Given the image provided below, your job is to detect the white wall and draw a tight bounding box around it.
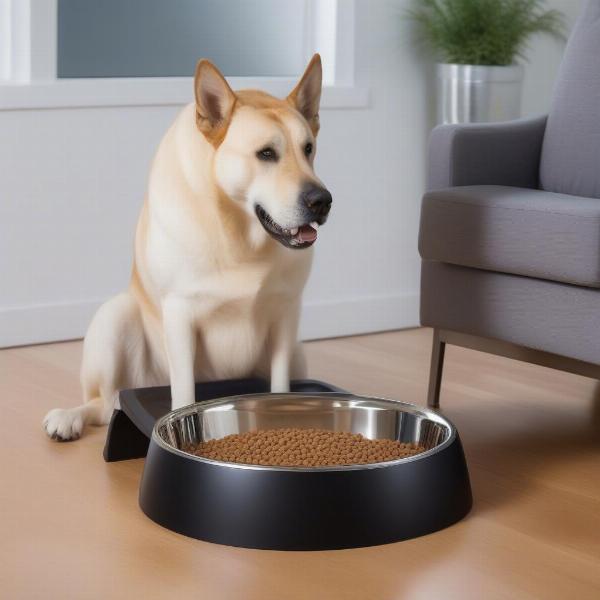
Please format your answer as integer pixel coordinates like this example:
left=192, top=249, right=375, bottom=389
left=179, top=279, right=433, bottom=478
left=0, top=0, right=583, bottom=348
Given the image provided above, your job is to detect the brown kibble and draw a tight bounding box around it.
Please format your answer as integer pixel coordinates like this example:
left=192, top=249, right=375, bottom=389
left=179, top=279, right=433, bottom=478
left=187, top=428, right=425, bottom=467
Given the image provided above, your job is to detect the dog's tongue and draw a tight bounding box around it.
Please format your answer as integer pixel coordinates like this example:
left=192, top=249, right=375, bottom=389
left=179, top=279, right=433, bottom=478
left=296, top=224, right=317, bottom=243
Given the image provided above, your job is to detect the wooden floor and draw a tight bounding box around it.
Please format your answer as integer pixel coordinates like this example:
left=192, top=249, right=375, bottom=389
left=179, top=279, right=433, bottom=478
left=1, top=328, right=599, bottom=599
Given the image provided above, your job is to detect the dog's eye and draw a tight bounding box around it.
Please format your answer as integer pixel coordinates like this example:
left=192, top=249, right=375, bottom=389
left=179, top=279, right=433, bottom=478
left=304, top=142, right=313, bottom=157
left=257, top=147, right=278, bottom=162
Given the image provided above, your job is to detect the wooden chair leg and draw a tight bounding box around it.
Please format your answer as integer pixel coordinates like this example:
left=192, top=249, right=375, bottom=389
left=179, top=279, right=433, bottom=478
left=427, top=329, right=446, bottom=409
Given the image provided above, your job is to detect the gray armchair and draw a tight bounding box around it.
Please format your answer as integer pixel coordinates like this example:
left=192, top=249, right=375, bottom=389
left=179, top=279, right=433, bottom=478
left=419, top=0, right=600, bottom=408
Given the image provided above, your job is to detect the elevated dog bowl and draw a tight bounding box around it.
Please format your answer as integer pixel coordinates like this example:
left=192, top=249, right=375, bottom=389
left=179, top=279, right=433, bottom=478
left=139, top=393, right=472, bottom=550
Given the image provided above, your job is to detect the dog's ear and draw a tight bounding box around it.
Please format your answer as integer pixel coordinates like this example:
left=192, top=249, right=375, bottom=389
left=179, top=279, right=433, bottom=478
left=287, top=54, right=322, bottom=136
left=194, top=59, right=237, bottom=146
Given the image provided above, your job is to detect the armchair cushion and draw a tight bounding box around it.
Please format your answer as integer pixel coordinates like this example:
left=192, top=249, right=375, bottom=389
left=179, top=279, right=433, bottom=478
left=540, top=0, right=600, bottom=199
left=419, top=185, right=600, bottom=288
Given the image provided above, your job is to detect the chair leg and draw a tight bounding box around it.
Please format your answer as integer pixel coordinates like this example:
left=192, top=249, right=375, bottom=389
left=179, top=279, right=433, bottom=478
left=427, top=329, right=446, bottom=409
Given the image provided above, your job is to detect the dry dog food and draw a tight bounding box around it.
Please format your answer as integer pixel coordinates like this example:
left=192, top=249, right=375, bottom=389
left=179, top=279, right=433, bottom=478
left=186, top=428, right=425, bottom=467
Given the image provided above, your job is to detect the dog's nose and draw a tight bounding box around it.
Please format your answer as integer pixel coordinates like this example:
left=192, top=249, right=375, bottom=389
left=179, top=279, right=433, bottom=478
left=302, top=184, right=332, bottom=220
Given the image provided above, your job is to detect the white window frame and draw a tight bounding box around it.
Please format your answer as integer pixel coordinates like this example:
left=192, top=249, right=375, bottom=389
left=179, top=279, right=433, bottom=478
left=0, top=0, right=368, bottom=110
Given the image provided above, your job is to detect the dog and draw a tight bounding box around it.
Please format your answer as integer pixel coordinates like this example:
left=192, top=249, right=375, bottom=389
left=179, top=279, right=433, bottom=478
left=43, top=54, right=332, bottom=441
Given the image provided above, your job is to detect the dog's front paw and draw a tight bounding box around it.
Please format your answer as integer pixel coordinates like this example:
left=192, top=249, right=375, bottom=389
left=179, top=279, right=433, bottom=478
left=43, top=408, right=84, bottom=441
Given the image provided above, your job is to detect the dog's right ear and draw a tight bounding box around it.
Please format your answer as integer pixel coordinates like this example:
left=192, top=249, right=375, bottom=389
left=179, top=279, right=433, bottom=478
left=194, top=59, right=237, bottom=146
left=287, top=54, right=322, bottom=136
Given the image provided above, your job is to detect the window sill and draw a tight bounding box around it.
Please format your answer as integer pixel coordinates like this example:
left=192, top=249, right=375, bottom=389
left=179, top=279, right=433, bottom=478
left=0, top=77, right=369, bottom=111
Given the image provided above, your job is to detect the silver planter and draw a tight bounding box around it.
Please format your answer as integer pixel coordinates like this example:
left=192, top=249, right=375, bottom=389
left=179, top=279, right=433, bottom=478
left=437, top=63, right=524, bottom=124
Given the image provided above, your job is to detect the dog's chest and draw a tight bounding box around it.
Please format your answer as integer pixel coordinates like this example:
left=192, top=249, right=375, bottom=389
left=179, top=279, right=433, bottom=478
left=188, top=263, right=299, bottom=379
left=197, top=311, right=267, bottom=379
left=144, top=223, right=311, bottom=378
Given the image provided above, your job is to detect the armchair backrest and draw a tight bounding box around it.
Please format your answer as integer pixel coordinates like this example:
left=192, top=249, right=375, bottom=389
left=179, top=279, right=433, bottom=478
left=539, top=0, right=600, bottom=199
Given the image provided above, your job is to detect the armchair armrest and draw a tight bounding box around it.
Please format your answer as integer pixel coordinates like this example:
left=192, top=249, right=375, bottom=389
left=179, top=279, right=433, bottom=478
left=428, top=115, right=547, bottom=191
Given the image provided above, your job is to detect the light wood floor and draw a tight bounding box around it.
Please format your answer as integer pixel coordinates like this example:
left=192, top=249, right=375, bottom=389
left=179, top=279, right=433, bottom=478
left=1, top=328, right=599, bottom=600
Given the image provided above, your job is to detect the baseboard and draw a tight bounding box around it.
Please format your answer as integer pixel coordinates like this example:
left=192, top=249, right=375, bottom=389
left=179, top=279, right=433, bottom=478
left=0, top=292, right=420, bottom=348
left=300, top=292, right=420, bottom=341
left=0, top=299, right=103, bottom=348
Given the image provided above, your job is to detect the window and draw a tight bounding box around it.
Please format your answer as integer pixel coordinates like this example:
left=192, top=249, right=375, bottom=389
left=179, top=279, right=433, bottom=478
left=57, top=0, right=308, bottom=78
left=0, top=0, right=367, bottom=110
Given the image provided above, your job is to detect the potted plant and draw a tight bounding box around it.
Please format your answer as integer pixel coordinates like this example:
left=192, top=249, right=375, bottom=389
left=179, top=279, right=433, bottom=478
left=409, top=0, right=566, bottom=123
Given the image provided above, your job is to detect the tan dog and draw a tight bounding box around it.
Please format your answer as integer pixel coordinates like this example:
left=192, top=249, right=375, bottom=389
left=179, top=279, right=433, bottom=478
left=43, top=55, right=332, bottom=441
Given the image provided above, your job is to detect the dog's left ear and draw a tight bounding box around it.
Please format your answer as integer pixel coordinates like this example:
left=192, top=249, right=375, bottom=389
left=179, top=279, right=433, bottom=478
left=194, top=59, right=237, bottom=146
left=287, top=54, right=322, bottom=136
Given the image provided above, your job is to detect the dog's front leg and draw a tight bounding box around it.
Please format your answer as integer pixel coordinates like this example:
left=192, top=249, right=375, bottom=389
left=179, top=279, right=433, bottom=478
left=163, top=297, right=197, bottom=410
left=269, top=309, right=300, bottom=393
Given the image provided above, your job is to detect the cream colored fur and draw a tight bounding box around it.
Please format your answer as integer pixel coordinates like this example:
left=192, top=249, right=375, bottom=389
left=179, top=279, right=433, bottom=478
left=44, top=56, right=326, bottom=441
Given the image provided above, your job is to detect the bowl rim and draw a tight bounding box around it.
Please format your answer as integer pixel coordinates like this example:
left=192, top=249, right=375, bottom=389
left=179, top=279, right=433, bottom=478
left=151, top=392, right=457, bottom=472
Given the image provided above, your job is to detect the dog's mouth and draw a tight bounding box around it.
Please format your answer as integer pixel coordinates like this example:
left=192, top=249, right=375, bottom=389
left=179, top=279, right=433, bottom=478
left=255, top=205, right=320, bottom=249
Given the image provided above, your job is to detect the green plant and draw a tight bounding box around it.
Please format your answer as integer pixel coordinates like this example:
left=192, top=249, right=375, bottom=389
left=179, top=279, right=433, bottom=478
left=408, top=0, right=566, bottom=66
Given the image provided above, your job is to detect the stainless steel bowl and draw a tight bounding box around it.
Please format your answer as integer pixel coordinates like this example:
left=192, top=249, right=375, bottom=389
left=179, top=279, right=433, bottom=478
left=140, top=393, right=472, bottom=550
left=155, top=393, right=453, bottom=470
